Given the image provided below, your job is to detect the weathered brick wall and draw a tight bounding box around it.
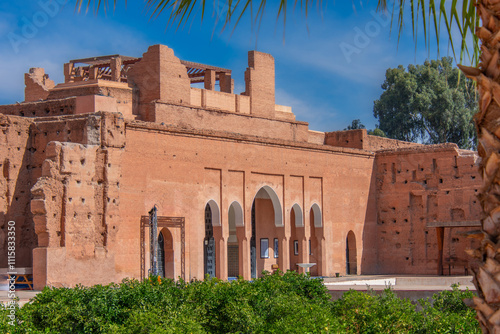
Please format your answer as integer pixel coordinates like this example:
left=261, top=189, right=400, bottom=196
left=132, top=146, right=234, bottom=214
left=30, top=112, right=124, bottom=289
left=325, top=129, right=421, bottom=151
left=150, top=102, right=310, bottom=143
left=375, top=144, right=481, bottom=275
left=24, top=68, right=55, bottom=102
left=243, top=51, right=276, bottom=118
left=365, top=134, right=422, bottom=151
left=0, top=98, right=77, bottom=118
left=127, top=44, right=191, bottom=108
left=0, top=114, right=36, bottom=267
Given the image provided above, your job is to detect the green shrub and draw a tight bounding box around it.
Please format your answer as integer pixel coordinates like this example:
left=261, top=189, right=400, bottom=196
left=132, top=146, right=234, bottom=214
left=1, top=272, right=480, bottom=333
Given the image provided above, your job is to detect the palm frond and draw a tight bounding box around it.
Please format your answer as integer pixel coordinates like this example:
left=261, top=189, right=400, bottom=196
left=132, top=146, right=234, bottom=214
left=379, top=0, right=479, bottom=65
left=74, top=0, right=480, bottom=65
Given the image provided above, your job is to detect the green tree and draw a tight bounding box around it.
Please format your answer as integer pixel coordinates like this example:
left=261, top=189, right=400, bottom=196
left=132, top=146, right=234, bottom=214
left=345, top=119, right=366, bottom=130
left=368, top=128, right=386, bottom=137
left=75, top=1, right=500, bottom=332
left=345, top=119, right=386, bottom=137
left=373, top=57, right=477, bottom=149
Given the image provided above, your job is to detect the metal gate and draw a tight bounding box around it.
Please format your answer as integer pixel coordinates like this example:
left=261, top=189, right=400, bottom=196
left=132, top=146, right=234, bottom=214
left=140, top=213, right=185, bottom=281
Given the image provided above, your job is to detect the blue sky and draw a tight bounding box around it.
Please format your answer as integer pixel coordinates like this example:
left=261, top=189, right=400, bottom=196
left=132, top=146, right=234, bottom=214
left=0, top=1, right=462, bottom=132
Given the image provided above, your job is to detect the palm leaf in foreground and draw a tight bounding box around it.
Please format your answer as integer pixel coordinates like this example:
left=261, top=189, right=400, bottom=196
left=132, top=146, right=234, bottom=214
left=459, top=1, right=500, bottom=331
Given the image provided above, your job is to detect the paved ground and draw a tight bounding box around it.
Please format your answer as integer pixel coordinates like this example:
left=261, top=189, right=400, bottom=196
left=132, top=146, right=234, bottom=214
left=322, top=275, right=476, bottom=301
left=0, top=275, right=476, bottom=306
left=1, top=290, right=40, bottom=307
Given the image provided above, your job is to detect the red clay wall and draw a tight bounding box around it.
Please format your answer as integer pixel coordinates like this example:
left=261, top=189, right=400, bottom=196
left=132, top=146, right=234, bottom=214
left=0, top=98, right=77, bottom=118
left=325, top=129, right=421, bottom=151
left=149, top=102, right=310, bottom=143
left=28, top=112, right=125, bottom=289
left=0, top=114, right=35, bottom=268
left=375, top=144, right=481, bottom=275
left=114, top=120, right=376, bottom=282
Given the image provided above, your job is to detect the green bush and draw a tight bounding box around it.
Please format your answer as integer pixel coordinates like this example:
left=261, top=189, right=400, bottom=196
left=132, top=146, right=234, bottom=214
left=0, top=272, right=480, bottom=333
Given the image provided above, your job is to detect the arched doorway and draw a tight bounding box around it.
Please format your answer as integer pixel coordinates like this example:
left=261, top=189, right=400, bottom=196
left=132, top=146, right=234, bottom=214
left=309, top=204, right=322, bottom=276
left=158, top=232, right=165, bottom=277
left=228, top=201, right=243, bottom=278
left=289, top=203, right=303, bottom=271
left=251, top=202, right=257, bottom=278
left=159, top=228, right=174, bottom=279
left=346, top=231, right=357, bottom=275
left=252, top=186, right=283, bottom=277
left=204, top=203, right=216, bottom=278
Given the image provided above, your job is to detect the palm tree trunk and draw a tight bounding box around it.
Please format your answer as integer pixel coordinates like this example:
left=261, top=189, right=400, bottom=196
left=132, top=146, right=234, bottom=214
left=459, top=1, right=500, bottom=332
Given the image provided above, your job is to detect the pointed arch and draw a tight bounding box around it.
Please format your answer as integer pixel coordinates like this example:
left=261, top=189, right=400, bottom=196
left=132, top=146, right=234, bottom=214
left=206, top=199, right=221, bottom=226
left=229, top=201, right=244, bottom=227
left=310, top=203, right=322, bottom=228
left=254, top=185, right=283, bottom=227
left=291, top=203, right=303, bottom=227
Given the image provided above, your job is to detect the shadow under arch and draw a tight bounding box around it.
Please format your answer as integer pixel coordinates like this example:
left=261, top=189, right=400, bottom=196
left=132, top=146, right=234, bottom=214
left=251, top=185, right=284, bottom=278
left=290, top=203, right=304, bottom=271
left=204, top=200, right=221, bottom=278
left=310, top=203, right=322, bottom=228
left=346, top=230, right=357, bottom=275
left=309, top=203, right=323, bottom=276
left=158, top=227, right=174, bottom=279
left=228, top=201, right=244, bottom=278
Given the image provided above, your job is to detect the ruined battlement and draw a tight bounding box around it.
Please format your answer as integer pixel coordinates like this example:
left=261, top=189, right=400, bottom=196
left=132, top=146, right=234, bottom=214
left=3, top=45, right=431, bottom=151
left=325, top=129, right=422, bottom=151
left=0, top=44, right=325, bottom=144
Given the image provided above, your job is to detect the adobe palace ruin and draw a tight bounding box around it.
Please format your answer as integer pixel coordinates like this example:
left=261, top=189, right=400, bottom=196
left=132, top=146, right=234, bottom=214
left=0, top=45, right=482, bottom=289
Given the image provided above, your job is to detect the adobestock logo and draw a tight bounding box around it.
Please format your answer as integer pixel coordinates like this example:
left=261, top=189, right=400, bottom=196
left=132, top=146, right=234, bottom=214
left=7, top=0, right=68, bottom=54
left=339, top=10, right=391, bottom=64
